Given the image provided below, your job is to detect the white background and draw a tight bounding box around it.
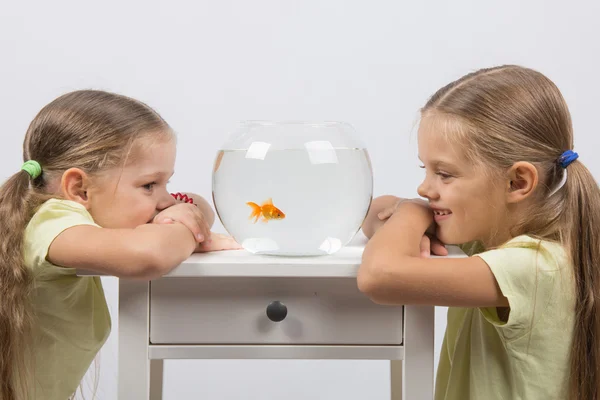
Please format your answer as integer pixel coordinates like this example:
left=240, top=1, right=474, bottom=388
left=1, top=1, right=599, bottom=399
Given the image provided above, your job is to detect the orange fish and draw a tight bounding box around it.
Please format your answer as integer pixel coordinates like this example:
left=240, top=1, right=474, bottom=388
left=247, top=198, right=286, bottom=223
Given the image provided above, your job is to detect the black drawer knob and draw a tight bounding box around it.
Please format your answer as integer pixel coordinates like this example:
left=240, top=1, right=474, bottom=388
left=266, top=301, right=287, bottom=322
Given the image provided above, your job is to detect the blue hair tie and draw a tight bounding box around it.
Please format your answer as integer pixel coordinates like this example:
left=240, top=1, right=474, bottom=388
left=557, top=150, right=578, bottom=168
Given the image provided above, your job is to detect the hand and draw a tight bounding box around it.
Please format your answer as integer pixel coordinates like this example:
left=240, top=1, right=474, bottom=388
left=171, top=191, right=216, bottom=229
left=419, top=233, right=448, bottom=258
left=377, top=198, right=448, bottom=257
left=376, top=197, right=429, bottom=220
left=195, top=233, right=243, bottom=252
left=153, top=203, right=211, bottom=243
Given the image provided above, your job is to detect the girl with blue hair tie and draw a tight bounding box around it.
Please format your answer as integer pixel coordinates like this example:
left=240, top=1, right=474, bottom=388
left=359, top=65, right=600, bottom=400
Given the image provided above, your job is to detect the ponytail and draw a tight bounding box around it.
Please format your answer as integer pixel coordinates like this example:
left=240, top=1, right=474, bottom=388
left=0, top=89, right=173, bottom=399
left=0, top=170, right=37, bottom=400
left=564, top=161, right=600, bottom=400
left=418, top=64, right=600, bottom=399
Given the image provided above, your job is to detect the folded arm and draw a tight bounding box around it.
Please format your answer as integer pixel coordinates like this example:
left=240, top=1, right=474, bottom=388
left=357, top=201, right=508, bottom=307
left=48, top=223, right=198, bottom=280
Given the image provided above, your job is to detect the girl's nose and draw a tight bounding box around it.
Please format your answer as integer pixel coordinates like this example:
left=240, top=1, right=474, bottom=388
left=417, top=179, right=439, bottom=201
left=157, top=191, right=177, bottom=211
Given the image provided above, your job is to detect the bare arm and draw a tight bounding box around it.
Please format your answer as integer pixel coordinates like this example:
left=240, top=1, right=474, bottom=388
left=362, top=195, right=402, bottom=238
left=169, top=192, right=241, bottom=253
left=48, top=223, right=197, bottom=280
left=357, top=201, right=508, bottom=307
left=363, top=195, right=447, bottom=257
left=183, top=192, right=216, bottom=228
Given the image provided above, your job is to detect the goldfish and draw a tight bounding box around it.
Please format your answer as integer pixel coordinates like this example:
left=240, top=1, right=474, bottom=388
left=247, top=198, right=286, bottom=223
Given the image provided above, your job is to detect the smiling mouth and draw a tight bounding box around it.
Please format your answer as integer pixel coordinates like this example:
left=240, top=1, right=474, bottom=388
left=433, top=210, right=452, bottom=216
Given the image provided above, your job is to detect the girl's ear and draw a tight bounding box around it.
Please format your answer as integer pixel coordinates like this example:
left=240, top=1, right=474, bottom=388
left=506, top=162, right=538, bottom=204
left=60, top=168, right=91, bottom=208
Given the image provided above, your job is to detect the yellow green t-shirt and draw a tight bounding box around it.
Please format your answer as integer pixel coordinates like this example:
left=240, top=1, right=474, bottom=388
left=435, top=235, right=575, bottom=400
left=24, top=199, right=111, bottom=400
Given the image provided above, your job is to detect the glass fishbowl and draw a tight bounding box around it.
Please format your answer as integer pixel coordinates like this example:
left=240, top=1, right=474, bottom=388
left=212, top=121, right=373, bottom=256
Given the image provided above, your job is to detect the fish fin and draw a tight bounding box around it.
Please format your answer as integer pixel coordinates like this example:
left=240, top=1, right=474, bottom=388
left=246, top=202, right=261, bottom=223
left=263, top=197, right=273, bottom=206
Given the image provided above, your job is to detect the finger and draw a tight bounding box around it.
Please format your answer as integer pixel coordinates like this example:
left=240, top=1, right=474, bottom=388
left=174, top=214, right=205, bottom=242
left=377, top=208, right=393, bottom=220
left=197, top=234, right=243, bottom=252
left=211, top=233, right=241, bottom=249
left=186, top=206, right=211, bottom=242
left=175, top=207, right=209, bottom=242
left=195, top=216, right=212, bottom=243
left=419, top=235, right=431, bottom=258
left=152, top=214, right=174, bottom=224
left=430, top=237, right=448, bottom=256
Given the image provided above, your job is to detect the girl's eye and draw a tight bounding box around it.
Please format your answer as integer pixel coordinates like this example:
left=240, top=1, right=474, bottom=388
left=143, top=182, right=156, bottom=191
left=421, top=163, right=453, bottom=180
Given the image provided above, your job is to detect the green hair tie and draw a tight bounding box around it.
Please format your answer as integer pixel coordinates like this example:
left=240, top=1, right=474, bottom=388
left=21, top=160, right=42, bottom=179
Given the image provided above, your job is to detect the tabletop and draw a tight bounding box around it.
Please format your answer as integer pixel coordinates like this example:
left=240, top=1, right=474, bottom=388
left=77, top=233, right=465, bottom=278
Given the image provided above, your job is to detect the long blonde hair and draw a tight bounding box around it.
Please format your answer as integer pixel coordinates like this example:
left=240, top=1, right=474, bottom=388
left=0, top=90, right=171, bottom=400
left=423, top=65, right=600, bottom=400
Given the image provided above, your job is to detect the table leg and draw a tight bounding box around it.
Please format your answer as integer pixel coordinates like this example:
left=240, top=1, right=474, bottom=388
left=149, top=360, right=164, bottom=400
left=118, top=279, right=151, bottom=399
left=403, top=305, right=435, bottom=400
left=390, top=360, right=403, bottom=400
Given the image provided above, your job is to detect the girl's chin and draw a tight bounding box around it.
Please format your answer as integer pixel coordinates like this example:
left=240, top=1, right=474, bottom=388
left=435, top=228, right=464, bottom=247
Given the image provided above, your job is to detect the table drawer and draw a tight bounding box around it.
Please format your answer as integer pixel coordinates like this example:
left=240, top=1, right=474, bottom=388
left=149, top=277, right=403, bottom=345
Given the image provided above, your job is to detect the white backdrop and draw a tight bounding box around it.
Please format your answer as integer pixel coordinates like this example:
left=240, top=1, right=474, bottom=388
left=1, top=1, right=599, bottom=399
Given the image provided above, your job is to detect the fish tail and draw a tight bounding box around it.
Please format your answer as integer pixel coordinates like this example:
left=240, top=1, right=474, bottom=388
left=246, top=202, right=261, bottom=223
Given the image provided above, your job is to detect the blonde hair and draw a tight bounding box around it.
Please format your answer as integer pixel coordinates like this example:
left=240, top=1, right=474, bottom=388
left=422, top=65, right=600, bottom=400
left=0, top=90, right=171, bottom=400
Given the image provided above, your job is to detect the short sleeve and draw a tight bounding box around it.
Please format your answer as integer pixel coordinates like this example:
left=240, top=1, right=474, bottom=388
left=457, top=241, right=485, bottom=256
left=474, top=236, right=566, bottom=341
left=24, top=199, right=99, bottom=274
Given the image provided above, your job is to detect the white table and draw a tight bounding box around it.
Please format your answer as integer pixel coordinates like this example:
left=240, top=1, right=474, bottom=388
left=80, top=236, right=464, bottom=399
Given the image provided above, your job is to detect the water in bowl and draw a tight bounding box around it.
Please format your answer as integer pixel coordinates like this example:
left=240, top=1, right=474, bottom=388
left=213, top=146, right=372, bottom=256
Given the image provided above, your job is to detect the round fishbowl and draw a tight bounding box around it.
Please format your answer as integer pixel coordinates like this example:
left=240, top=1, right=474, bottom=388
left=212, top=121, right=373, bottom=256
